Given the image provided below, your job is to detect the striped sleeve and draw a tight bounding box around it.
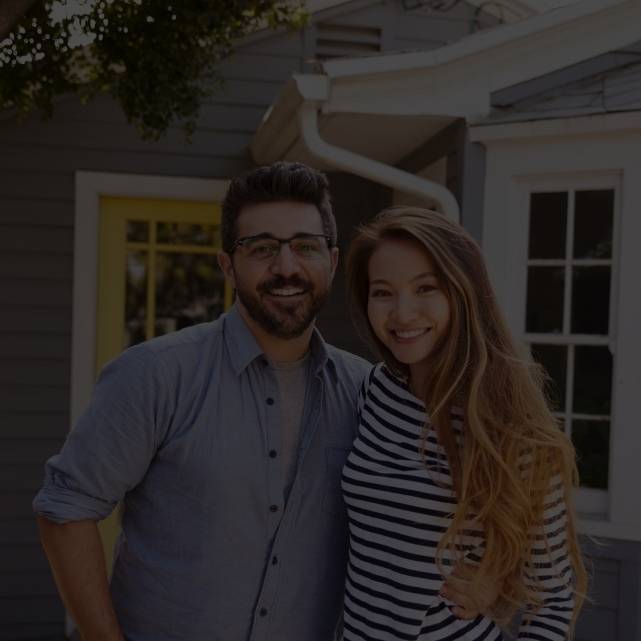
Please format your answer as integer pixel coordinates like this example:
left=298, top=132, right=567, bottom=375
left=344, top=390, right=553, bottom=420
left=517, top=476, right=575, bottom=641
left=356, top=365, right=377, bottom=421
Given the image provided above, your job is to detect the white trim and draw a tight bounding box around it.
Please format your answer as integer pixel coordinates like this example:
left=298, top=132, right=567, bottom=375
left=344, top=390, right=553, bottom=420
left=469, top=111, right=641, bottom=142
left=481, top=133, right=641, bottom=541
left=71, top=172, right=228, bottom=429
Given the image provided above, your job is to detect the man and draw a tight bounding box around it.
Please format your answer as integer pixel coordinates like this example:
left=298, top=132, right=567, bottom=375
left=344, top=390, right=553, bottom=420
left=34, top=162, right=484, bottom=641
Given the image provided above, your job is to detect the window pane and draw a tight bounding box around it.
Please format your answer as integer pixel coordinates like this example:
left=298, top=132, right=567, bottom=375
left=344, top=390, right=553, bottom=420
left=156, top=222, right=220, bottom=247
left=571, top=266, right=610, bottom=334
left=574, top=190, right=614, bottom=259
left=126, top=220, right=149, bottom=243
left=526, top=266, right=564, bottom=333
left=528, top=192, right=568, bottom=259
left=125, top=251, right=147, bottom=347
left=155, top=252, right=225, bottom=336
left=530, top=344, right=567, bottom=411
left=572, top=419, right=609, bottom=489
left=573, top=346, right=612, bottom=414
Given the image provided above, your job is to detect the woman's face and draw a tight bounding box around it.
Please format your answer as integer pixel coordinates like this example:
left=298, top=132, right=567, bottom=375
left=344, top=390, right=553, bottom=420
left=367, top=236, right=451, bottom=378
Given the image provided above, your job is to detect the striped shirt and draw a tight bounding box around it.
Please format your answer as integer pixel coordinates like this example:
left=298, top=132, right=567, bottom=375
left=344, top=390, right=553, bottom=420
left=341, top=364, right=575, bottom=641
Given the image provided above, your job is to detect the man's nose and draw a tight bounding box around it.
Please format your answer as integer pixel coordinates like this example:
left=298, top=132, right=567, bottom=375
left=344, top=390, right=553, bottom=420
left=270, top=243, right=300, bottom=277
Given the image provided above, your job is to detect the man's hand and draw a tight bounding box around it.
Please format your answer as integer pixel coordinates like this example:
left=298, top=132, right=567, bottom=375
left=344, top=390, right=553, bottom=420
left=439, top=562, right=501, bottom=620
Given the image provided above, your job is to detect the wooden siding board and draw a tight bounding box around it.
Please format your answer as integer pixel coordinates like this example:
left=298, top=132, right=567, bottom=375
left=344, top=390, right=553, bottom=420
left=0, top=226, right=73, bottom=254
left=0, top=123, right=256, bottom=157
left=0, top=465, right=55, bottom=492
left=0, top=199, right=74, bottom=227
left=0, top=334, right=71, bottom=360
left=0, top=171, right=74, bottom=201
left=0, top=440, right=65, bottom=466
left=0, top=624, right=65, bottom=641
left=0, top=385, right=70, bottom=413
left=0, top=360, right=70, bottom=387
left=0, top=280, right=72, bottom=308
left=0, top=145, right=251, bottom=179
left=1, top=571, right=59, bottom=597
left=0, top=307, right=71, bottom=334
left=0, top=253, right=73, bottom=281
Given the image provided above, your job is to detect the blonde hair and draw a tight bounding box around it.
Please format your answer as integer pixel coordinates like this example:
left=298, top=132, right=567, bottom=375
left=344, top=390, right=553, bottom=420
left=346, top=206, right=587, bottom=631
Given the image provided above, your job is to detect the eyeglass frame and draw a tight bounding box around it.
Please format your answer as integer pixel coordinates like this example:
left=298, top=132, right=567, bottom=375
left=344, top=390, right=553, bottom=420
left=230, top=232, right=335, bottom=258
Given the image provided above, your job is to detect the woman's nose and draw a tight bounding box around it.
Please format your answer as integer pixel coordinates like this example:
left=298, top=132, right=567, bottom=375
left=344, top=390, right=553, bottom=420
left=391, top=293, right=419, bottom=323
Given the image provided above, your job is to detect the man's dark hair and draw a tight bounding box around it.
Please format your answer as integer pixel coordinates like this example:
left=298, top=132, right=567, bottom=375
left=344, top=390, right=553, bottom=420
left=221, top=161, right=337, bottom=253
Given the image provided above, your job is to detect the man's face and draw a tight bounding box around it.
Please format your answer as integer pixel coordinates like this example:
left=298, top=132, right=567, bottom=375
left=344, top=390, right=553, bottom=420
left=218, top=201, right=339, bottom=339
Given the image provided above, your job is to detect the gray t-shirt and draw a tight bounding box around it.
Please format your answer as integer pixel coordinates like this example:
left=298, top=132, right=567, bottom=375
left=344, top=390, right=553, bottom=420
left=269, top=352, right=311, bottom=501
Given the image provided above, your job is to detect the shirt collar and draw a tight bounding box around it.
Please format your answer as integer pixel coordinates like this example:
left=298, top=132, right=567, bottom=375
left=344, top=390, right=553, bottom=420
left=224, top=304, right=336, bottom=377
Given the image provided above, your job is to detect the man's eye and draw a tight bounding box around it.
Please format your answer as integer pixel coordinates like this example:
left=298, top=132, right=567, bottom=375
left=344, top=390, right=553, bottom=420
left=249, top=244, right=276, bottom=258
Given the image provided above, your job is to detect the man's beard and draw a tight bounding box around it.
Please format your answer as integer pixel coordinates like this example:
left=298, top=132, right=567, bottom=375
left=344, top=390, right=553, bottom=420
left=234, top=273, right=331, bottom=339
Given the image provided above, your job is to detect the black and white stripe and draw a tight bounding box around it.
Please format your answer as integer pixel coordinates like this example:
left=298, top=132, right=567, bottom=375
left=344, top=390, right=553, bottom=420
left=341, top=364, right=574, bottom=641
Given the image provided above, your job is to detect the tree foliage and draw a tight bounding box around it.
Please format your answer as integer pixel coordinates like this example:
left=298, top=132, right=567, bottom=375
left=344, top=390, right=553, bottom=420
left=0, top=0, right=308, bottom=140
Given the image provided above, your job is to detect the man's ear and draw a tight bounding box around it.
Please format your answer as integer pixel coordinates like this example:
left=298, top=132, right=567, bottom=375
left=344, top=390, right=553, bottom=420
left=217, top=252, right=236, bottom=288
left=329, top=246, right=340, bottom=281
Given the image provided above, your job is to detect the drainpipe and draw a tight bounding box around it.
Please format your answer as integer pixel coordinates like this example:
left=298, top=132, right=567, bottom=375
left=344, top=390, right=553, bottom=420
left=297, top=101, right=461, bottom=222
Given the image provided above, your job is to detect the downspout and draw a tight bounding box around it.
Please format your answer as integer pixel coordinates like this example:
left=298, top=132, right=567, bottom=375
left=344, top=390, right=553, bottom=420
left=297, top=102, right=461, bottom=222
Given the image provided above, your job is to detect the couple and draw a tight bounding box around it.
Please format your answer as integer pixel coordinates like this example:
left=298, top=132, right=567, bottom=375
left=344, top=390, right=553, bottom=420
left=34, top=162, right=586, bottom=641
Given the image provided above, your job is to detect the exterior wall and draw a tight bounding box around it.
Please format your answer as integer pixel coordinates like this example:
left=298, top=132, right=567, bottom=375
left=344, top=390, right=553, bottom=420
left=475, top=119, right=641, bottom=639
left=0, top=2, right=484, bottom=638
left=0, top=27, right=305, bottom=641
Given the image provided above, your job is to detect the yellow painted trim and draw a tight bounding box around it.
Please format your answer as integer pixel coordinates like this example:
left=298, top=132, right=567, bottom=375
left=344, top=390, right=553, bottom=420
left=95, top=196, right=226, bottom=573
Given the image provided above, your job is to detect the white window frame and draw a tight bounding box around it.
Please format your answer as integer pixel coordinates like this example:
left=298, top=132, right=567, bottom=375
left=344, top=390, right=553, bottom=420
left=515, top=174, right=621, bottom=519
left=474, top=113, right=641, bottom=541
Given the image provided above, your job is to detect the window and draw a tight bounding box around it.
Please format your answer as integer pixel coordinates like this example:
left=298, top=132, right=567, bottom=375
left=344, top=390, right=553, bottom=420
left=97, top=197, right=232, bottom=371
left=524, top=186, right=617, bottom=515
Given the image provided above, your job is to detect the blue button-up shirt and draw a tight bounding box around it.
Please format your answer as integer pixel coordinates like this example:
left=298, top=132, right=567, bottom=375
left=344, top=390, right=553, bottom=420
left=33, top=306, right=371, bottom=641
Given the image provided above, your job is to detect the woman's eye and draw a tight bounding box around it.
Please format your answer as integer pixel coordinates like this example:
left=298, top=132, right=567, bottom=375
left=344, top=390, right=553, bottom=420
left=417, top=284, right=436, bottom=294
left=370, top=289, right=391, bottom=298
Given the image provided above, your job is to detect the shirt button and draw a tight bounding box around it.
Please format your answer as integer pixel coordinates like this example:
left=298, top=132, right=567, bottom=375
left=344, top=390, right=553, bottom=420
left=269, top=449, right=277, bottom=458
left=269, top=504, right=279, bottom=513
left=272, top=555, right=278, bottom=565
left=266, top=397, right=274, bottom=405
left=259, top=607, right=268, bottom=617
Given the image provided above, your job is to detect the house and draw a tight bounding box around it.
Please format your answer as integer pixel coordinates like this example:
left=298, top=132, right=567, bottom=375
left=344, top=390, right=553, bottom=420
left=2, top=0, right=638, bottom=638
left=251, top=0, right=641, bottom=637
left=0, top=0, right=502, bottom=638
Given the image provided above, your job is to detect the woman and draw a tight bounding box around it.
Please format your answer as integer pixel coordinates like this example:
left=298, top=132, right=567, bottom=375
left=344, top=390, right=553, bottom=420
left=342, top=207, right=587, bottom=640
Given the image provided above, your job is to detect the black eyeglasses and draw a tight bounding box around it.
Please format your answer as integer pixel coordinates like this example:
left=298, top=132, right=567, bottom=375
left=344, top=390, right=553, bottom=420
left=232, top=233, right=333, bottom=261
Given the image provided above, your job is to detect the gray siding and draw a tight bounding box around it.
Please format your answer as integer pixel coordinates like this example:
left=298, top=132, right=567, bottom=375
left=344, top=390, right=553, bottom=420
left=0, top=25, right=305, bottom=640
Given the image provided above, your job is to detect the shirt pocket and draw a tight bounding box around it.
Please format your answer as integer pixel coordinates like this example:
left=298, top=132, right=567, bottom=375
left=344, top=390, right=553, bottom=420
left=322, top=447, right=351, bottom=516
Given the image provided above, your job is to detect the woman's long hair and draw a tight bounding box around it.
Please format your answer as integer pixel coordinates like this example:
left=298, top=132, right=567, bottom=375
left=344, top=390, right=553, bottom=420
left=346, top=206, right=587, bottom=630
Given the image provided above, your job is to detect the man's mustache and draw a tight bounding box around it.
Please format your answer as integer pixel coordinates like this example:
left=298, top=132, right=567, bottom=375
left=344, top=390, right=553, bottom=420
left=258, top=275, right=313, bottom=294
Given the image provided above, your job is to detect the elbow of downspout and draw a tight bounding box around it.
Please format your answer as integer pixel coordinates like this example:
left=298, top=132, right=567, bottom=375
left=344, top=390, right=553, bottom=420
left=297, top=102, right=460, bottom=222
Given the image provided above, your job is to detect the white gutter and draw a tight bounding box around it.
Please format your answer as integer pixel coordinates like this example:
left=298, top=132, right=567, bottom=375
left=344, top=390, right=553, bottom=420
left=293, top=81, right=460, bottom=221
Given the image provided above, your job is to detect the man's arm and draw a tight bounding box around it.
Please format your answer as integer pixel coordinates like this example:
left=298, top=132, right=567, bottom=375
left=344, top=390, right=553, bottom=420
left=37, top=516, right=125, bottom=641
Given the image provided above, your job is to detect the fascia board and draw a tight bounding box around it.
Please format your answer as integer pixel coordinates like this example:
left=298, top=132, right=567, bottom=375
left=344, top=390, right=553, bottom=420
left=321, top=0, right=630, bottom=79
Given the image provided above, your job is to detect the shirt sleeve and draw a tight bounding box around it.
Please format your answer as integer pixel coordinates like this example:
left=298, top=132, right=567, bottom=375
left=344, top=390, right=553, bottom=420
left=517, top=475, right=575, bottom=641
left=356, top=365, right=377, bottom=421
left=33, top=345, right=173, bottom=523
